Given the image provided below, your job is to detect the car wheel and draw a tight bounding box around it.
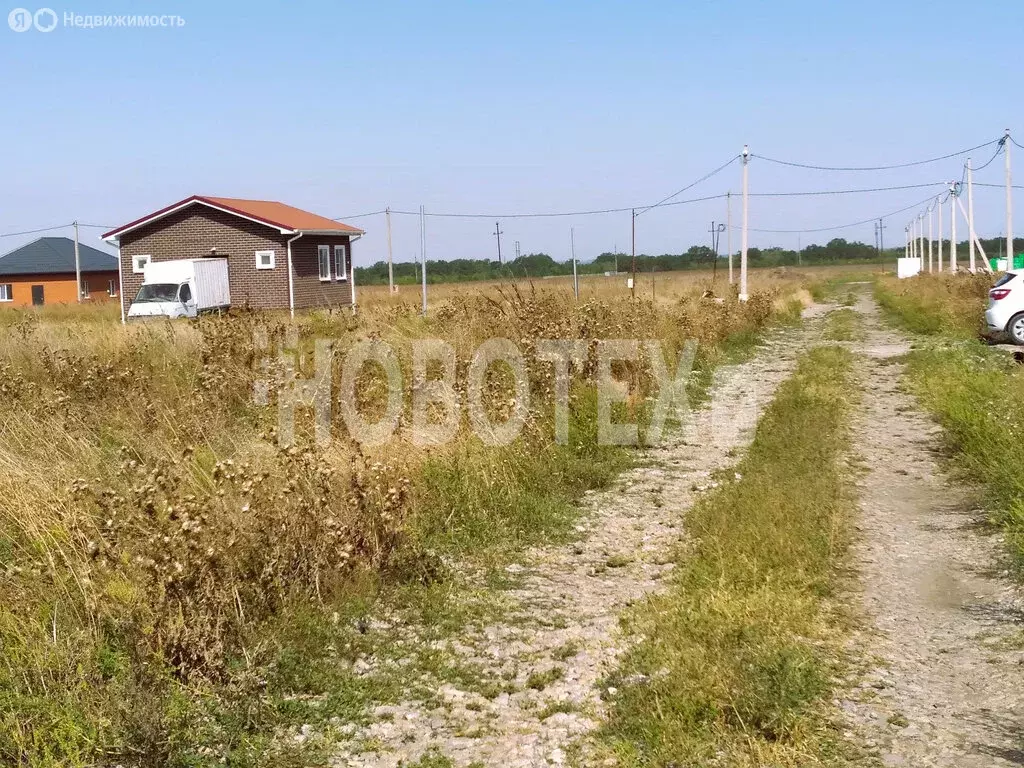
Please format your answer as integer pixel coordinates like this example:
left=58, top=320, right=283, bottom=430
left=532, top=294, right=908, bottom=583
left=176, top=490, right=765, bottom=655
left=1010, top=313, right=1024, bottom=346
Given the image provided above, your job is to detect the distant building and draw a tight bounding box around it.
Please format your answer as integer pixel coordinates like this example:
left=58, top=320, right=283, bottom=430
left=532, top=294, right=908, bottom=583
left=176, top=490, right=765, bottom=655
left=0, top=236, right=119, bottom=307
left=102, top=195, right=365, bottom=317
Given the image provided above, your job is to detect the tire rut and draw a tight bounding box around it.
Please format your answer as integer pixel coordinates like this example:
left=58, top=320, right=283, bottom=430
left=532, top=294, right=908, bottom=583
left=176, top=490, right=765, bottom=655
left=331, top=310, right=830, bottom=768
left=840, top=292, right=1024, bottom=767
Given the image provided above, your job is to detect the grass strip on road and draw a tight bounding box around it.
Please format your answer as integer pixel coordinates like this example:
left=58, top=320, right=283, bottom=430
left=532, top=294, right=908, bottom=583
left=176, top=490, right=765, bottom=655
left=599, top=346, right=858, bottom=767
left=875, top=275, right=1024, bottom=569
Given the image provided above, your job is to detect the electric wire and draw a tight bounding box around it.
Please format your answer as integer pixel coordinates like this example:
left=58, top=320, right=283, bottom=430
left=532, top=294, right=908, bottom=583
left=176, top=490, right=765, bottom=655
left=634, top=154, right=739, bottom=216
left=750, top=138, right=999, bottom=172
left=0, top=223, right=73, bottom=238
left=730, top=192, right=943, bottom=234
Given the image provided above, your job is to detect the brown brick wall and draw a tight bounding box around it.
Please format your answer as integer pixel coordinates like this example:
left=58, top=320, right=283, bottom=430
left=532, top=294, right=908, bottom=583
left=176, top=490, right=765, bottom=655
left=117, top=204, right=357, bottom=316
left=118, top=206, right=288, bottom=315
left=291, top=235, right=353, bottom=310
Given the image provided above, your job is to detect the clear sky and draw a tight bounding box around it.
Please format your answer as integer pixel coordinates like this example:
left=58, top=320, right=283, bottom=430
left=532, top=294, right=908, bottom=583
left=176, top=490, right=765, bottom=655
left=1, top=0, right=1021, bottom=265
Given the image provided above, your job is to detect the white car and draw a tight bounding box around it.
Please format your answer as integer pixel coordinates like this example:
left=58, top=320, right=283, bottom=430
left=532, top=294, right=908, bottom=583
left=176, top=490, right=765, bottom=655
left=985, top=272, right=1024, bottom=345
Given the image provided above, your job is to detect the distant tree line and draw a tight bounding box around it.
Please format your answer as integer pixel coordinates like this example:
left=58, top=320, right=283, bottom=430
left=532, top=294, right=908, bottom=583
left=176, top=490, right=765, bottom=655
left=354, top=236, right=1024, bottom=285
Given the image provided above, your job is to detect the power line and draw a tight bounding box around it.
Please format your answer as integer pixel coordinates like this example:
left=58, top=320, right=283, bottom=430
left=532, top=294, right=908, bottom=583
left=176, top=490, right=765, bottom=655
left=332, top=209, right=388, bottom=221
left=751, top=138, right=999, bottom=172
left=0, top=223, right=72, bottom=238
left=635, top=155, right=739, bottom=216
left=336, top=183, right=945, bottom=222
left=386, top=193, right=731, bottom=219
left=748, top=182, right=945, bottom=197
left=733, top=192, right=943, bottom=234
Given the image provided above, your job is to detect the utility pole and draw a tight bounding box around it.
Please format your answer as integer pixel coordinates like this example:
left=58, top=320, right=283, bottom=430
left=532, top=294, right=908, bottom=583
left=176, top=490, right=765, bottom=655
left=740, top=145, right=749, bottom=301
left=726, top=191, right=733, bottom=283
left=947, top=189, right=955, bottom=273
left=1006, top=129, right=1014, bottom=269
left=709, top=221, right=725, bottom=283
left=613, top=243, right=618, bottom=274
left=494, top=221, right=503, bottom=265
left=918, top=213, right=925, bottom=269
left=928, top=205, right=934, bottom=273
left=904, top=226, right=909, bottom=260
left=874, top=221, right=879, bottom=255
left=879, top=218, right=885, bottom=254
left=386, top=207, right=394, bottom=293
left=570, top=227, right=579, bottom=300
left=967, top=158, right=976, bottom=273
left=937, top=196, right=944, bottom=273
left=420, top=205, right=427, bottom=316
left=73, top=220, right=81, bottom=303
left=630, top=209, right=637, bottom=299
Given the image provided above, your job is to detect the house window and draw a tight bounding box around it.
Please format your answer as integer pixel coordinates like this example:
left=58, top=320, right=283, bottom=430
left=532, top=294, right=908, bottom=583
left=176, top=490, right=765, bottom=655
left=255, top=250, right=276, bottom=270
left=108, top=280, right=118, bottom=297
left=334, top=245, right=348, bottom=281
left=80, top=279, right=90, bottom=299
left=318, top=245, right=331, bottom=281
left=0, top=284, right=12, bottom=302
left=132, top=254, right=151, bottom=274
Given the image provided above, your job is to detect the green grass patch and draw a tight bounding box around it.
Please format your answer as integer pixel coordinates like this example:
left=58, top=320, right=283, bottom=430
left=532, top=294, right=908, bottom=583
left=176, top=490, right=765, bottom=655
left=598, top=346, right=858, bottom=766
left=823, top=308, right=862, bottom=342
left=902, top=344, right=1024, bottom=564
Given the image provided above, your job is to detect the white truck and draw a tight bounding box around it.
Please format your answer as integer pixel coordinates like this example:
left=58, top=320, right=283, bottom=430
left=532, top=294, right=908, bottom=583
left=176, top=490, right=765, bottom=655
left=127, top=258, right=231, bottom=319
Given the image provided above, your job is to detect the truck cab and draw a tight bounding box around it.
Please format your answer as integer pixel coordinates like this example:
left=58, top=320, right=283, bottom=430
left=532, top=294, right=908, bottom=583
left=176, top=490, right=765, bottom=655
left=126, top=258, right=230, bottom=320
left=128, top=280, right=197, bottom=319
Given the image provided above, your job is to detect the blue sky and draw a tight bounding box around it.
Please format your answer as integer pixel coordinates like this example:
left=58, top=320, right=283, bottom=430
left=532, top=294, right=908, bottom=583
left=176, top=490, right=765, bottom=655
left=1, top=0, right=1021, bottom=265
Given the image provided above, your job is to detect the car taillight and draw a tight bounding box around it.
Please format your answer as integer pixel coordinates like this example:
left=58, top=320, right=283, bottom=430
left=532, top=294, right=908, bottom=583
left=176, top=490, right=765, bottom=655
left=991, top=288, right=1012, bottom=300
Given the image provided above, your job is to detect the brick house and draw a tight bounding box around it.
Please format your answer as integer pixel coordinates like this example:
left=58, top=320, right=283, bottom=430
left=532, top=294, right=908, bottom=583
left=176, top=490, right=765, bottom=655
left=101, top=196, right=365, bottom=320
left=0, top=236, right=119, bottom=307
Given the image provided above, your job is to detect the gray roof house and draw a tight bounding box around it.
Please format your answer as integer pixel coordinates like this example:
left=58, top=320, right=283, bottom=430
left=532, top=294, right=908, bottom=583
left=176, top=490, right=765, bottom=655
left=0, top=237, right=120, bottom=306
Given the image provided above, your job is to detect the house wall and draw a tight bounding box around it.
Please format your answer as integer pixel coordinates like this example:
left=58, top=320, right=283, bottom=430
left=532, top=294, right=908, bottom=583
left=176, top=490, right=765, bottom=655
left=118, top=206, right=291, bottom=317
left=0, top=271, right=120, bottom=308
left=116, top=205, right=357, bottom=316
left=291, top=236, right=353, bottom=310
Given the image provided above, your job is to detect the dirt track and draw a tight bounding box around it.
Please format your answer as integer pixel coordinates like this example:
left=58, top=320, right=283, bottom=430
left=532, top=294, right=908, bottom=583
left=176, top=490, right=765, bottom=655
left=330, top=293, right=1024, bottom=767
left=840, top=291, right=1024, bottom=766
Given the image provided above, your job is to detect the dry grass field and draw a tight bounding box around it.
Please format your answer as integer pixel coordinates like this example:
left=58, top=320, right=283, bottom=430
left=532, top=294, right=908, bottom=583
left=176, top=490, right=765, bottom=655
left=0, top=262, right=875, bottom=766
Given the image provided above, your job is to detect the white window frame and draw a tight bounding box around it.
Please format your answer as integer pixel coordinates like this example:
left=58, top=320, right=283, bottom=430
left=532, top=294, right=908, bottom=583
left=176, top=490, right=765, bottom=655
left=255, top=249, right=276, bottom=270
left=132, top=254, right=151, bottom=274
left=333, top=244, right=348, bottom=281
left=80, top=278, right=90, bottom=299
left=108, top=279, right=118, bottom=297
left=318, top=245, right=331, bottom=281
left=0, top=284, right=12, bottom=302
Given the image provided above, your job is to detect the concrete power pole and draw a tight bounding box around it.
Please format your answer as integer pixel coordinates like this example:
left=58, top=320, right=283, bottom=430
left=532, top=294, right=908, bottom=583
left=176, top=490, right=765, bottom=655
left=937, top=196, right=944, bottom=273
left=927, top=205, right=934, bottom=273
left=740, top=145, right=749, bottom=301
left=386, top=207, right=394, bottom=293
left=879, top=218, right=885, bottom=254
left=73, top=220, right=81, bottom=303
left=726, top=191, right=733, bottom=284
left=1006, top=129, right=1014, bottom=269
left=950, top=184, right=958, bottom=274
left=420, top=205, right=427, bottom=316
left=570, top=227, right=579, bottom=300
left=630, top=209, right=637, bottom=300
left=967, top=158, right=977, bottom=273
left=918, top=213, right=925, bottom=271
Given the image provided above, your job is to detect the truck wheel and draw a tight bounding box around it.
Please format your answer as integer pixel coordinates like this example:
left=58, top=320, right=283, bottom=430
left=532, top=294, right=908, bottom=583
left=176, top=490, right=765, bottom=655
left=1010, top=313, right=1024, bottom=346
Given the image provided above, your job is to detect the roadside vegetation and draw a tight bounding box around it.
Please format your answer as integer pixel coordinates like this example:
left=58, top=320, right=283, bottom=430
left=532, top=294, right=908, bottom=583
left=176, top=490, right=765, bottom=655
left=876, top=272, right=1024, bottom=567
left=0, top=274, right=810, bottom=767
left=599, top=346, right=858, bottom=766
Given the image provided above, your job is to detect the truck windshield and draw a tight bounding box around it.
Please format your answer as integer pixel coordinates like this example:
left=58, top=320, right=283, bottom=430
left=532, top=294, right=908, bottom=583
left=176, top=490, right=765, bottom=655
left=134, top=283, right=180, bottom=302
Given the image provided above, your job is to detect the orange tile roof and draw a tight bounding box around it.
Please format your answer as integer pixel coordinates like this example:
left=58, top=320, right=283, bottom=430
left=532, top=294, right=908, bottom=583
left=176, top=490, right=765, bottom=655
left=103, top=195, right=365, bottom=240
left=202, top=197, right=364, bottom=234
